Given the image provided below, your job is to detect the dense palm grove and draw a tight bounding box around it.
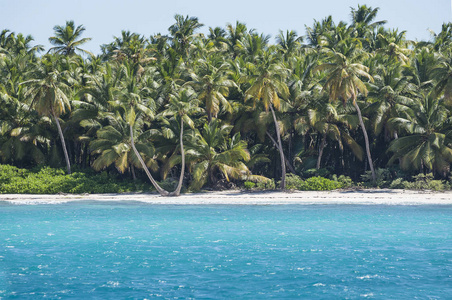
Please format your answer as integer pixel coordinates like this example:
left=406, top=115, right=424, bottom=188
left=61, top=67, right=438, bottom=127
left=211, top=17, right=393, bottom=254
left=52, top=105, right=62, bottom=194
left=1, top=5, right=452, bottom=193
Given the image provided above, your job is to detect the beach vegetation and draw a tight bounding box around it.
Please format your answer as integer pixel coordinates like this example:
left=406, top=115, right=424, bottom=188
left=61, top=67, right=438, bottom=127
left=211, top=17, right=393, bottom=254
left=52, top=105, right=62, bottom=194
left=1, top=6, right=452, bottom=194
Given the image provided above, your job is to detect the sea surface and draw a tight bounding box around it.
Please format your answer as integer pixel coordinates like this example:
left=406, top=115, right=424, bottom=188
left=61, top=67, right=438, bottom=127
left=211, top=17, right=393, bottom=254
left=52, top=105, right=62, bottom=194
left=0, top=202, right=451, bottom=299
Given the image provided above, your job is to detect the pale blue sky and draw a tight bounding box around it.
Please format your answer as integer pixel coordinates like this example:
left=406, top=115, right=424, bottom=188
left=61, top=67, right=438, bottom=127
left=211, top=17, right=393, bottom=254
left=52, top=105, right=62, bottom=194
left=1, top=0, right=450, bottom=54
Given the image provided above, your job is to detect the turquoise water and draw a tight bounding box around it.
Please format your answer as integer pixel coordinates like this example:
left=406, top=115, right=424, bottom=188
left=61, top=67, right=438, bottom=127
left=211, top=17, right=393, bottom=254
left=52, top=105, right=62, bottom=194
left=0, top=203, right=451, bottom=299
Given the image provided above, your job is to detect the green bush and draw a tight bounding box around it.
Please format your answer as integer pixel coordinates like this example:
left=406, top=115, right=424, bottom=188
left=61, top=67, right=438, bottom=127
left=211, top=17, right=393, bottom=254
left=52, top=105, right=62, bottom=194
left=300, top=176, right=343, bottom=191
left=0, top=164, right=154, bottom=194
left=331, top=174, right=354, bottom=188
left=389, top=173, right=449, bottom=191
left=285, top=174, right=304, bottom=190
left=256, top=179, right=276, bottom=190
left=403, top=173, right=446, bottom=191
left=389, top=178, right=405, bottom=189
left=361, top=168, right=392, bottom=188
left=243, top=181, right=256, bottom=190
left=284, top=174, right=343, bottom=191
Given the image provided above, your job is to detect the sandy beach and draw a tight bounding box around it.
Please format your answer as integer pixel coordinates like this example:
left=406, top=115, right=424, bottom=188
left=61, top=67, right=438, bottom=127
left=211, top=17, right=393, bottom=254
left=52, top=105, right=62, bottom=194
left=1, top=189, right=452, bottom=205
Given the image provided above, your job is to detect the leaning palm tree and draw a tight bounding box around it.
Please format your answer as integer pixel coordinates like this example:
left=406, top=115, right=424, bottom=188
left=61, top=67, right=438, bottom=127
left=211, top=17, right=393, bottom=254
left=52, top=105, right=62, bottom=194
left=244, top=49, right=290, bottom=189
left=156, top=88, right=202, bottom=195
left=48, top=20, right=92, bottom=56
left=315, top=46, right=376, bottom=181
left=90, top=111, right=155, bottom=179
left=22, top=54, right=72, bottom=174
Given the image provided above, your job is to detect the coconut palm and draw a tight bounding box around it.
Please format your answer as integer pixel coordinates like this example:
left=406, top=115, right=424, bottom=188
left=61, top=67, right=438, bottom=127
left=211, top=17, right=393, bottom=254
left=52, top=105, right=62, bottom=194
left=307, top=98, right=363, bottom=169
left=431, top=54, right=452, bottom=106
left=244, top=49, right=290, bottom=189
left=186, top=56, right=236, bottom=122
left=225, top=21, right=248, bottom=59
left=89, top=111, right=155, bottom=178
left=168, top=14, right=203, bottom=58
left=387, top=96, right=452, bottom=175
left=22, top=55, right=72, bottom=174
left=350, top=4, right=387, bottom=38
left=315, top=46, right=376, bottom=181
left=186, top=119, right=251, bottom=190
left=48, top=21, right=92, bottom=56
left=151, top=88, right=202, bottom=195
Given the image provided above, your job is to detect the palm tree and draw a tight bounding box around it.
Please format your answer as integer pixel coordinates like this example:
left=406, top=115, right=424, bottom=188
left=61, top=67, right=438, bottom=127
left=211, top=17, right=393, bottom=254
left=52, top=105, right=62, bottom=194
left=350, top=4, right=387, bottom=38
left=150, top=88, right=202, bottom=195
left=387, top=96, right=452, bottom=175
left=244, top=49, right=290, bottom=189
left=90, top=111, right=155, bottom=178
left=276, top=30, right=302, bottom=63
left=48, top=21, right=92, bottom=56
left=186, top=56, right=236, bottom=122
left=186, top=119, right=252, bottom=190
left=431, top=55, right=452, bottom=106
left=225, top=21, right=248, bottom=59
left=22, top=55, right=72, bottom=174
left=365, top=63, right=416, bottom=139
left=315, top=47, right=376, bottom=181
left=307, top=99, right=363, bottom=169
left=168, top=14, right=203, bottom=58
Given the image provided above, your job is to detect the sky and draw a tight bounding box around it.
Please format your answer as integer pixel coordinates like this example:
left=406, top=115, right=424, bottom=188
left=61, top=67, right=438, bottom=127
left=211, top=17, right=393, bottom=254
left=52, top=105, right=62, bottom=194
left=1, top=0, right=450, bottom=54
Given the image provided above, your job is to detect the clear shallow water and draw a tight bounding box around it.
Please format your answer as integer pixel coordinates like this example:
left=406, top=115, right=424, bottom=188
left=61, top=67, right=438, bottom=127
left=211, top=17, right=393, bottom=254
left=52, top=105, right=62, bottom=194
left=0, top=203, right=451, bottom=299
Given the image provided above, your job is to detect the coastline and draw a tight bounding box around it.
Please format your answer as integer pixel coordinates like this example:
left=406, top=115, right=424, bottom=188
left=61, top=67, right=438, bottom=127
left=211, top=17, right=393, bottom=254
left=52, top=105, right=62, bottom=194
left=1, top=189, right=452, bottom=205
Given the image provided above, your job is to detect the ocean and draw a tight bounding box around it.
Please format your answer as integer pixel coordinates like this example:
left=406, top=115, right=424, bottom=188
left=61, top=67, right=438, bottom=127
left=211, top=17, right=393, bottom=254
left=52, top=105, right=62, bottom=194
left=1, top=202, right=451, bottom=299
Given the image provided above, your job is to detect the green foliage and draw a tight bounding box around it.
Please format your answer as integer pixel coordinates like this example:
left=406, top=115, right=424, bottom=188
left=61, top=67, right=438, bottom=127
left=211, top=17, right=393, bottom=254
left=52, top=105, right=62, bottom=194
left=389, top=178, right=405, bottom=189
left=303, top=168, right=332, bottom=178
left=243, top=181, right=256, bottom=190
left=331, top=174, right=354, bottom=188
left=361, top=168, right=393, bottom=187
left=388, top=173, right=450, bottom=190
left=400, top=173, right=447, bottom=191
left=0, top=164, right=153, bottom=194
left=256, top=179, right=276, bottom=190
left=300, top=176, right=343, bottom=191
left=285, top=174, right=305, bottom=190
left=284, top=174, right=343, bottom=191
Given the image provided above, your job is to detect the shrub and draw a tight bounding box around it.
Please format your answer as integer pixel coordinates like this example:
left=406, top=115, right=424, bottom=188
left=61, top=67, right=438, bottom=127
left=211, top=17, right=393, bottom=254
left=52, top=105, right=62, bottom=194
left=300, top=176, right=343, bottom=191
left=0, top=164, right=154, bottom=194
left=403, top=173, right=446, bottom=191
left=256, top=179, right=276, bottom=190
left=389, top=178, right=405, bottom=189
left=243, top=181, right=256, bottom=190
left=285, top=174, right=304, bottom=190
left=283, top=174, right=343, bottom=191
left=331, top=174, right=354, bottom=188
left=361, top=168, right=393, bottom=188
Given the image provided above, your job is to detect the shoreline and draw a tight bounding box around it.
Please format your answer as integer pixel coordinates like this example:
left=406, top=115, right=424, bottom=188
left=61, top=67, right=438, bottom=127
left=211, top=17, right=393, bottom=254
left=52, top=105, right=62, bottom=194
left=1, top=189, right=452, bottom=205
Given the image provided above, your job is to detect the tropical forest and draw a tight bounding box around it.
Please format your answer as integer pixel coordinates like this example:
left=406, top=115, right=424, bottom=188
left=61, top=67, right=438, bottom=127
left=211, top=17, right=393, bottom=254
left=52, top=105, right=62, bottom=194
left=1, top=5, right=452, bottom=194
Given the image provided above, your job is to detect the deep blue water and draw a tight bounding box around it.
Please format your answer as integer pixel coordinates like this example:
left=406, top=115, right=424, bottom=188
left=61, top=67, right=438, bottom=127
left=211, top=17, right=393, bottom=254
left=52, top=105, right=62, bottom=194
left=0, top=203, right=451, bottom=299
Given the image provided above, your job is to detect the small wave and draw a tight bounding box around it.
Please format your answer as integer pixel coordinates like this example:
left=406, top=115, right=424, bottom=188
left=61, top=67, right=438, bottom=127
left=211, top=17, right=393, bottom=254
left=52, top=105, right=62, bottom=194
left=361, top=293, right=374, bottom=297
left=357, top=275, right=380, bottom=280
left=313, top=283, right=326, bottom=287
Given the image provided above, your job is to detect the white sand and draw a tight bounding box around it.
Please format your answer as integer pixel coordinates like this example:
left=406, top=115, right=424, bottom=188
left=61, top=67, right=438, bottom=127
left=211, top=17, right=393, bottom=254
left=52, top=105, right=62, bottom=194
left=1, top=189, right=452, bottom=205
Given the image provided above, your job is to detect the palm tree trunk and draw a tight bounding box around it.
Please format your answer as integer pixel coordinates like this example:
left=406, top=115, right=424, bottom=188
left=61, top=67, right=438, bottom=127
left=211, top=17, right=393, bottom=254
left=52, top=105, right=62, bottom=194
left=129, top=125, right=170, bottom=196
left=316, top=134, right=327, bottom=169
left=52, top=113, right=71, bottom=175
left=269, top=104, right=286, bottom=190
left=131, top=165, right=136, bottom=180
left=168, top=118, right=185, bottom=196
left=353, top=100, right=376, bottom=182
left=265, top=131, right=297, bottom=174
